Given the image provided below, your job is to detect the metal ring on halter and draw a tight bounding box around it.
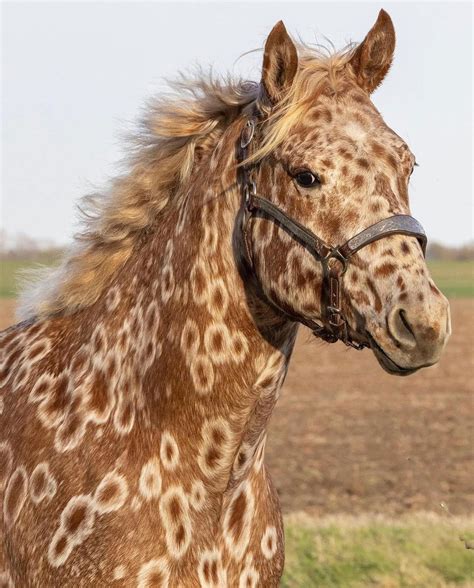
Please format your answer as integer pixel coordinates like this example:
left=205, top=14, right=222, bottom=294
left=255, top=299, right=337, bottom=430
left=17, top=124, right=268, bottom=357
left=243, top=180, right=256, bottom=208
left=324, top=249, right=348, bottom=274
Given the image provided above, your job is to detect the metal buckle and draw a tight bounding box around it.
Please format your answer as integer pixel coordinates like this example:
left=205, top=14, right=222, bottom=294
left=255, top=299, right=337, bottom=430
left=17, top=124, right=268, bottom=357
left=240, top=119, right=255, bottom=149
left=243, top=180, right=256, bottom=209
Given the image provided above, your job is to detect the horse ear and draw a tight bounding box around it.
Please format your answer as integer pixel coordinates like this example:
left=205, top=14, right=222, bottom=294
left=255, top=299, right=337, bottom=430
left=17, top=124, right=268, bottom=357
left=349, top=9, right=396, bottom=94
left=261, top=21, right=298, bottom=105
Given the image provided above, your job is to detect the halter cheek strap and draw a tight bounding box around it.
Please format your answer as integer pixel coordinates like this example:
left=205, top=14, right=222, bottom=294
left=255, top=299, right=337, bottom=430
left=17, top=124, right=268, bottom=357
left=238, top=116, right=427, bottom=349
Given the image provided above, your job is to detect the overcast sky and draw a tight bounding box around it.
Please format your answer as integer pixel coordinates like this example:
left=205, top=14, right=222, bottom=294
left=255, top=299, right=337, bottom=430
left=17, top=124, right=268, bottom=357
left=1, top=1, right=472, bottom=246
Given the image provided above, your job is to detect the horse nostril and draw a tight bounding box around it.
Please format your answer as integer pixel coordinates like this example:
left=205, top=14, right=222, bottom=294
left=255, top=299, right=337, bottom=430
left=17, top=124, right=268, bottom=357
left=388, top=307, right=417, bottom=349
left=399, top=309, right=416, bottom=339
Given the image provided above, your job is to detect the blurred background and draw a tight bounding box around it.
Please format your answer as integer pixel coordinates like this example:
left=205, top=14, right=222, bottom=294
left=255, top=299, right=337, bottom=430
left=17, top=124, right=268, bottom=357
left=1, top=2, right=473, bottom=586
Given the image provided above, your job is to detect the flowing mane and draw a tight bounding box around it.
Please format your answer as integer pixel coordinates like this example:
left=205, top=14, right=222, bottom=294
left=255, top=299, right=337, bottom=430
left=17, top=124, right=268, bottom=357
left=17, top=44, right=354, bottom=321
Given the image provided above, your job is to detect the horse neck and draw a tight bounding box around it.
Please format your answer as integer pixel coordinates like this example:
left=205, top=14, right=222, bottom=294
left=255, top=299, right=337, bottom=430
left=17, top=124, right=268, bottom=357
left=65, top=119, right=298, bottom=490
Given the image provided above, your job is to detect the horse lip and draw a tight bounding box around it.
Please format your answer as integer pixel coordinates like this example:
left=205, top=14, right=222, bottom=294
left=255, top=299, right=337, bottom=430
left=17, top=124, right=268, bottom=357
left=366, top=331, right=422, bottom=376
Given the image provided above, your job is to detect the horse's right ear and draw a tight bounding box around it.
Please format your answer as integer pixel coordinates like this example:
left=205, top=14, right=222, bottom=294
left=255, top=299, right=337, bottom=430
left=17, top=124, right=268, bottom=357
left=261, top=21, right=298, bottom=105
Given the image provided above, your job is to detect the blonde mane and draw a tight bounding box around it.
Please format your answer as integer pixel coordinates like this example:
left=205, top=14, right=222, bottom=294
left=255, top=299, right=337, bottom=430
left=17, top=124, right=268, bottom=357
left=17, top=43, right=355, bottom=321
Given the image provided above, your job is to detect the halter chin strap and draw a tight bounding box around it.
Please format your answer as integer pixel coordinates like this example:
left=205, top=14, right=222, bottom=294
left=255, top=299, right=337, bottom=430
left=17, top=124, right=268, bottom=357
left=238, top=116, right=427, bottom=349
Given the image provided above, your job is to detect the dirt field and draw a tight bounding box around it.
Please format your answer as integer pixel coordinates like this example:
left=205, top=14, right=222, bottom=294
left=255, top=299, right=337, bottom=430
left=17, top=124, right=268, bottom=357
left=1, top=299, right=472, bottom=517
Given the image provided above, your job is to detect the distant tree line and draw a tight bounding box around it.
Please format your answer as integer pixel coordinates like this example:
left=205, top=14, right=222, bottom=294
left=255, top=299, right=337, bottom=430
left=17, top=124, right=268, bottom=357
left=427, top=242, right=474, bottom=261
left=0, top=231, right=473, bottom=262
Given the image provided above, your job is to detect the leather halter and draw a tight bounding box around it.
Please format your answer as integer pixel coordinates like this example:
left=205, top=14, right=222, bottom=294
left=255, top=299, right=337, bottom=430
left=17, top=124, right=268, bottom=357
left=238, top=116, right=427, bottom=349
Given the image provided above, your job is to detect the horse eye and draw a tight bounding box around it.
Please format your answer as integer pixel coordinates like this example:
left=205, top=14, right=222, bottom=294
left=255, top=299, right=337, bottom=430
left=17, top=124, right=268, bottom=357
left=294, top=170, right=321, bottom=188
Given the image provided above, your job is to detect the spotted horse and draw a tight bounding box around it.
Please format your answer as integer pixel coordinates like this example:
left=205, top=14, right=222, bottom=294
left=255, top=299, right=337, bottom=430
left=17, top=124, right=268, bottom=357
left=0, top=10, right=450, bottom=587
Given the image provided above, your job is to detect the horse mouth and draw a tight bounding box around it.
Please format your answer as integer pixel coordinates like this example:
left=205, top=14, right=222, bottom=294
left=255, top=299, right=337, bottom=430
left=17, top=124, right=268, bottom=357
left=366, top=332, right=422, bottom=377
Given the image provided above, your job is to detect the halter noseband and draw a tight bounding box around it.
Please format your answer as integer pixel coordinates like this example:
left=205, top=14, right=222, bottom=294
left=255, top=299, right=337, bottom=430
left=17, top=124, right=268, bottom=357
left=238, top=116, right=427, bottom=350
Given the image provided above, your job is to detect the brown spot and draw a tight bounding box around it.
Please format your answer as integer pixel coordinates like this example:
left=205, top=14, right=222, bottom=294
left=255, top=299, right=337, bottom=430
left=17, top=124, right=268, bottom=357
left=210, top=561, right=218, bottom=583
left=212, top=428, right=225, bottom=445
left=71, top=348, right=88, bottom=374
left=321, top=159, right=333, bottom=169
left=92, top=329, right=106, bottom=354
left=166, top=443, right=174, bottom=461
left=15, top=364, right=28, bottom=384
left=296, top=273, right=307, bottom=288
left=196, top=363, right=208, bottom=387
left=193, top=266, right=206, bottom=297
left=169, top=497, right=182, bottom=521
left=233, top=339, right=243, bottom=354
left=4, top=338, right=20, bottom=356
left=211, top=332, right=223, bottom=353
left=399, top=292, right=408, bottom=302
left=89, top=369, right=109, bottom=416
left=386, top=153, right=398, bottom=171
left=321, top=108, right=332, bottom=123
left=31, top=469, right=47, bottom=498
left=350, top=272, right=358, bottom=284
left=418, top=292, right=424, bottom=302
left=52, top=534, right=68, bottom=558
left=356, top=158, right=370, bottom=169
left=43, top=373, right=69, bottom=420
left=0, top=445, right=13, bottom=488
left=4, top=467, right=28, bottom=528
left=351, top=91, right=366, bottom=104
left=325, top=214, right=341, bottom=235
left=96, top=481, right=119, bottom=507
left=371, top=141, right=388, bottom=159
left=184, top=330, right=196, bottom=350
left=106, top=355, right=117, bottom=379
left=175, top=524, right=185, bottom=547
left=28, top=340, right=48, bottom=360
left=383, top=248, right=394, bottom=257
left=205, top=448, right=220, bottom=469
left=119, top=402, right=134, bottom=429
left=353, top=175, right=364, bottom=189
left=146, top=306, right=158, bottom=332
left=397, top=276, right=406, bottom=291
left=0, top=348, right=22, bottom=383
left=371, top=201, right=382, bottom=213
left=401, top=241, right=410, bottom=255
left=374, top=263, right=397, bottom=278
left=163, top=268, right=172, bottom=291
left=212, top=286, right=224, bottom=310
left=147, top=570, right=165, bottom=585
left=268, top=537, right=273, bottom=550
left=228, top=491, right=246, bottom=541
left=64, top=503, right=87, bottom=534
left=203, top=561, right=210, bottom=581
left=366, top=278, right=382, bottom=312
left=352, top=290, right=370, bottom=306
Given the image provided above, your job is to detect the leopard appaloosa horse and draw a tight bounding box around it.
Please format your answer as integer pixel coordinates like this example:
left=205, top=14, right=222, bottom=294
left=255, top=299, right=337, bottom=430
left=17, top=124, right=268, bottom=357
left=1, top=10, right=450, bottom=587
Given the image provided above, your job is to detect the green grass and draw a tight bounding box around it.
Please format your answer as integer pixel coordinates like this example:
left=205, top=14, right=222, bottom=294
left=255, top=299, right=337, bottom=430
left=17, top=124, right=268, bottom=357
left=0, top=256, right=472, bottom=298
left=282, top=513, right=474, bottom=588
left=427, top=261, right=474, bottom=298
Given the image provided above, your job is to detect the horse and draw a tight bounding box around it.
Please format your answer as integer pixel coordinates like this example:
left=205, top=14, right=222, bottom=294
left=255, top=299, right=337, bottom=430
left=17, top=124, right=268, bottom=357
left=0, top=10, right=450, bottom=587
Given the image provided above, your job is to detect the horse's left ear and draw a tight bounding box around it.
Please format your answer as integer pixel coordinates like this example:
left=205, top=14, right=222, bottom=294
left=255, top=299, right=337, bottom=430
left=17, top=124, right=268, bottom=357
left=349, top=9, right=396, bottom=93
left=261, top=21, right=298, bottom=105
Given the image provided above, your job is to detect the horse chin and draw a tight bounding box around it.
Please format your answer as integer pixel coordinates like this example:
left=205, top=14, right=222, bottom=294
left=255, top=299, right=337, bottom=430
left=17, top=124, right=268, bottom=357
left=366, top=332, right=421, bottom=377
